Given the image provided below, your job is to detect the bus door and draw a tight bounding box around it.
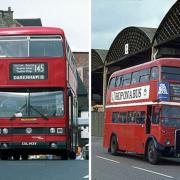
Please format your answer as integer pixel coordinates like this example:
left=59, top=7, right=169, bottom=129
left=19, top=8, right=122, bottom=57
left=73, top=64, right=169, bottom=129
left=68, top=91, right=78, bottom=150
left=150, top=106, right=160, bottom=138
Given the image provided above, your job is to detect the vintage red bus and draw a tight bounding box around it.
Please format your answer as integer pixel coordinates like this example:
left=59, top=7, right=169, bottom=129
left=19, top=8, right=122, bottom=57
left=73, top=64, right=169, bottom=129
left=103, top=58, right=180, bottom=164
left=0, top=27, right=78, bottom=160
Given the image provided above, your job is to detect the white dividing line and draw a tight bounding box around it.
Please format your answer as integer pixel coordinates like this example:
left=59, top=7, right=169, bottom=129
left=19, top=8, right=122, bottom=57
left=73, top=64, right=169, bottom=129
left=82, top=174, right=89, bottom=179
left=132, top=166, right=174, bottom=179
left=96, top=156, right=120, bottom=164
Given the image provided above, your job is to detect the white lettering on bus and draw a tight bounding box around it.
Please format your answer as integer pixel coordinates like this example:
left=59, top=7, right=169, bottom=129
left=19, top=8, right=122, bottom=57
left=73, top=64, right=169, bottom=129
left=111, top=85, right=150, bottom=102
left=13, top=75, right=42, bottom=80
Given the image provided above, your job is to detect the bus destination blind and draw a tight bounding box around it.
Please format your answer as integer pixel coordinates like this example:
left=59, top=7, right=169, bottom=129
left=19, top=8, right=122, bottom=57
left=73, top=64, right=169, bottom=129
left=10, top=63, right=48, bottom=80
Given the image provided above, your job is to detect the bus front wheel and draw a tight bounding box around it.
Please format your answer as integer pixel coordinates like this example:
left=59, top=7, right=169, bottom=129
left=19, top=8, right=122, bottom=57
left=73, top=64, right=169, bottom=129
left=22, top=154, right=28, bottom=160
left=110, top=135, right=118, bottom=155
left=13, top=154, right=20, bottom=160
left=147, top=140, right=160, bottom=164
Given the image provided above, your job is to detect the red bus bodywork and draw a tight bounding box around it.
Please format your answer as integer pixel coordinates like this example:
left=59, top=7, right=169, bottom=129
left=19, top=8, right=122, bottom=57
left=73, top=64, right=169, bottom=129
left=0, top=27, right=78, bottom=160
left=104, top=58, right=180, bottom=164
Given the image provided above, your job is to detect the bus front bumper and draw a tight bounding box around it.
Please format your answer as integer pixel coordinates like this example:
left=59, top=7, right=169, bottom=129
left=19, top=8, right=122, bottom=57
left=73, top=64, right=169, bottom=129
left=0, top=141, right=67, bottom=150
left=156, top=143, right=180, bottom=157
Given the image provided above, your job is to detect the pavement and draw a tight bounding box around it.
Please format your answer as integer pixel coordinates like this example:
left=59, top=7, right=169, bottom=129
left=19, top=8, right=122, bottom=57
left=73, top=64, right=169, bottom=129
left=92, top=136, right=180, bottom=180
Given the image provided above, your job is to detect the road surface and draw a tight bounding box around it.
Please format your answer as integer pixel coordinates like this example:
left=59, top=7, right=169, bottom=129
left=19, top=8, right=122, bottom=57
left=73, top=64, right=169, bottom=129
left=92, top=136, right=180, bottom=180
left=0, top=159, right=89, bottom=180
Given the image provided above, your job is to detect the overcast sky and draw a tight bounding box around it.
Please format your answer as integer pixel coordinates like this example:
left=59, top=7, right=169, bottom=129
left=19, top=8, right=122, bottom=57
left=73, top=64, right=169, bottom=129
left=92, top=0, right=177, bottom=50
left=0, top=0, right=89, bottom=52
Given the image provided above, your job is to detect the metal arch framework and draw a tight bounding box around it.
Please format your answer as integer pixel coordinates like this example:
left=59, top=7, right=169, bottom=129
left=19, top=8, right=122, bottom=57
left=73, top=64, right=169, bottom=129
left=153, top=1, right=180, bottom=47
left=105, top=27, right=156, bottom=65
left=91, top=49, right=108, bottom=71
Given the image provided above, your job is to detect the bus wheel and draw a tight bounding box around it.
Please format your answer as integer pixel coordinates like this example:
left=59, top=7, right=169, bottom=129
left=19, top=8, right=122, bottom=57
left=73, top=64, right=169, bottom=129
left=61, top=151, right=68, bottom=160
left=1, top=154, right=8, bottom=160
left=69, top=151, right=76, bottom=160
left=110, top=135, right=118, bottom=155
left=13, top=154, right=20, bottom=160
left=147, top=140, right=160, bottom=164
left=22, top=154, right=28, bottom=160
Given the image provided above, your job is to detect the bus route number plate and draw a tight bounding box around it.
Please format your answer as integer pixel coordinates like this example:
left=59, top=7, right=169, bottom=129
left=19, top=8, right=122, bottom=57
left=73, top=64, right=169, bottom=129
left=10, top=63, right=48, bottom=80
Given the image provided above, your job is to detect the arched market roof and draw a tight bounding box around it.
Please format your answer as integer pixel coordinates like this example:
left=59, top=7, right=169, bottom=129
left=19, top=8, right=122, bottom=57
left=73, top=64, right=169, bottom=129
left=105, top=27, right=156, bottom=65
left=153, top=1, right=180, bottom=46
left=91, top=49, right=108, bottom=71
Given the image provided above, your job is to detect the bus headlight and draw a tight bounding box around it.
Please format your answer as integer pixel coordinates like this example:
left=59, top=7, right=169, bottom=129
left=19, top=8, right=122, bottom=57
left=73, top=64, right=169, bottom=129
left=57, top=128, right=64, bottom=134
left=3, top=128, right=8, bottom=134
left=2, top=143, right=8, bottom=148
left=50, top=143, right=57, bottom=148
left=50, top=128, right=56, bottom=134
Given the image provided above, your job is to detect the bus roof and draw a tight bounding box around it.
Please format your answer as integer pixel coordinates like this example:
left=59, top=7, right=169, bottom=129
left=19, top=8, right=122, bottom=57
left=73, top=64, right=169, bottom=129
left=111, top=58, right=180, bottom=78
left=0, top=27, right=65, bottom=36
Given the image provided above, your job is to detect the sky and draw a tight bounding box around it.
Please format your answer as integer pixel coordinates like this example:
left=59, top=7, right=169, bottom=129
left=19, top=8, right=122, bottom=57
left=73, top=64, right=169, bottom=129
left=92, top=0, right=177, bottom=50
left=0, top=0, right=89, bottom=52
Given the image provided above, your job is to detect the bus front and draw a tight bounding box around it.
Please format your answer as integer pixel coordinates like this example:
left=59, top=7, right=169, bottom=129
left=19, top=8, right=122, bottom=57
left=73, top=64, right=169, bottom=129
left=154, top=59, right=180, bottom=159
left=0, top=27, right=70, bottom=160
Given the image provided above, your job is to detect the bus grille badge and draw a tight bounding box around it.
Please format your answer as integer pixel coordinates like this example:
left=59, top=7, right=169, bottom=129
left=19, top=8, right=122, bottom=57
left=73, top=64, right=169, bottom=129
left=26, top=128, right=32, bottom=134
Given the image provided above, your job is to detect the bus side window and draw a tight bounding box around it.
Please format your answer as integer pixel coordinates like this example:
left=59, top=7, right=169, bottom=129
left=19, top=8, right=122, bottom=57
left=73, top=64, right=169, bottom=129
left=152, top=112, right=159, bottom=124
left=115, top=76, right=122, bottom=87
left=136, top=111, right=145, bottom=124
left=127, top=111, right=136, bottom=123
left=112, top=112, right=119, bottom=123
left=119, top=112, right=127, bottom=123
left=150, top=67, right=159, bottom=80
left=131, top=71, right=139, bottom=84
left=109, top=77, right=116, bottom=89
left=122, top=73, right=131, bottom=86
left=139, top=69, right=149, bottom=83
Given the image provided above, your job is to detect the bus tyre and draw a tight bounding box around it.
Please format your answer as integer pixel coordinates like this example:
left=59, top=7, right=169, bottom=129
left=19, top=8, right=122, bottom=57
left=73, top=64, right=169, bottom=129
left=13, top=154, right=20, bottom=160
left=1, top=154, right=8, bottom=160
left=69, top=151, right=76, bottom=160
left=147, top=140, right=160, bottom=164
left=22, top=154, right=28, bottom=160
left=61, top=151, right=68, bottom=160
left=110, top=135, right=118, bottom=155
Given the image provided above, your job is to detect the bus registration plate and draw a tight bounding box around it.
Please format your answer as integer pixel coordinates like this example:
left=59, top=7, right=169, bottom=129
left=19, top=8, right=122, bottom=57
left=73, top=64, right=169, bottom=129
left=22, top=142, right=37, bottom=146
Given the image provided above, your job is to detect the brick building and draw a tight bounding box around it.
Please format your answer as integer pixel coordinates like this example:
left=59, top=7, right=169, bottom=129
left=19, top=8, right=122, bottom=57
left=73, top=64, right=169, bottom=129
left=74, top=52, right=89, bottom=111
left=0, top=7, right=42, bottom=27
left=74, top=52, right=89, bottom=93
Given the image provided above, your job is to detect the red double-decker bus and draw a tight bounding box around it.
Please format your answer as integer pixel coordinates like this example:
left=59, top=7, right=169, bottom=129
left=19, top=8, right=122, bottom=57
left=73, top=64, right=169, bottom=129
left=0, top=27, right=78, bottom=160
left=104, top=58, right=180, bottom=164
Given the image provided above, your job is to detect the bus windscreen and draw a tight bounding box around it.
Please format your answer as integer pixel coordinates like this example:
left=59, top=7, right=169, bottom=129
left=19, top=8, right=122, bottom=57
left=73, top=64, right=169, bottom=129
left=162, top=67, right=180, bottom=81
left=161, top=106, right=180, bottom=127
left=0, top=89, right=64, bottom=118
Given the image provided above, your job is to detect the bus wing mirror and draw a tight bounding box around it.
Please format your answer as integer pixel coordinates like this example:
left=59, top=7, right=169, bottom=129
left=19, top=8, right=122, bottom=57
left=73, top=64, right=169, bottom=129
left=67, top=89, right=72, bottom=96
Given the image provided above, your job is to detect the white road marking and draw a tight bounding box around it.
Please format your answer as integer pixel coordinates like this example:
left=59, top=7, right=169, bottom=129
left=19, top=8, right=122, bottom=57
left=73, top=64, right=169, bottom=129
left=96, top=156, right=120, bottom=164
left=132, top=166, right=174, bottom=179
left=82, top=174, right=89, bottom=179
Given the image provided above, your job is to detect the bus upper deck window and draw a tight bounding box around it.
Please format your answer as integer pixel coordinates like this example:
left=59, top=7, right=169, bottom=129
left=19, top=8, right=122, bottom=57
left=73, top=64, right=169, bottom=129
left=109, top=77, right=116, bottom=89
left=150, top=67, right=159, bottom=80
left=115, top=76, right=122, bottom=87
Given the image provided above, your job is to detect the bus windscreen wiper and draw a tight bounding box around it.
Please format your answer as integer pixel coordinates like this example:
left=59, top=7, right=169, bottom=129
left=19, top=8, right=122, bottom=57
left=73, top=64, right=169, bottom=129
left=9, top=104, right=26, bottom=120
left=30, top=105, right=49, bottom=120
